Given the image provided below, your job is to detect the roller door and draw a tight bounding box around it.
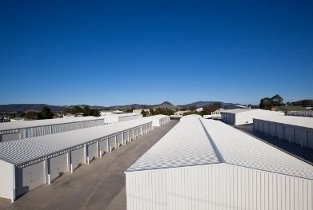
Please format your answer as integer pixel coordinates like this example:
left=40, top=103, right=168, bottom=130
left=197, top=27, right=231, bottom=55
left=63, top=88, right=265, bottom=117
left=88, top=143, right=98, bottom=162
left=295, top=127, right=307, bottom=146
left=276, top=124, right=284, bottom=139
left=123, top=131, right=129, bottom=144
left=284, top=126, right=295, bottom=143
left=263, top=122, right=269, bottom=133
left=116, top=133, right=123, bottom=147
left=71, top=147, right=85, bottom=171
left=308, top=130, right=313, bottom=149
left=108, top=136, right=116, bottom=151
left=269, top=123, right=276, bottom=137
left=50, top=153, right=68, bottom=182
left=99, top=138, right=109, bottom=155
left=130, top=129, right=134, bottom=141
left=15, top=161, right=46, bottom=198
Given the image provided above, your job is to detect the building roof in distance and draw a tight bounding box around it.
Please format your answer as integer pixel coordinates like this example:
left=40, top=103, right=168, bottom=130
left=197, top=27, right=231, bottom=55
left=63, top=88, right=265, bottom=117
left=0, top=116, right=104, bottom=131
left=254, top=115, right=313, bottom=129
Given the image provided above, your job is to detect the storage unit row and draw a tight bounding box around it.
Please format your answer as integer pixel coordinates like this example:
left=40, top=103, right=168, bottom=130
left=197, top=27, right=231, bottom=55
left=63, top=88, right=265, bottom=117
left=254, top=117, right=313, bottom=149
left=0, top=117, right=105, bottom=142
left=0, top=118, right=153, bottom=202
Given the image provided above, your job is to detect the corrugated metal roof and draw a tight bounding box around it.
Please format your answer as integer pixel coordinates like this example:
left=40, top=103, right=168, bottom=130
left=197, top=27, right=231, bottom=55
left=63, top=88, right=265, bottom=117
left=220, top=109, right=250, bottom=114
left=254, top=115, right=313, bottom=129
left=127, top=117, right=313, bottom=180
left=202, top=119, right=313, bottom=179
left=0, top=116, right=105, bottom=131
left=220, top=108, right=282, bottom=115
left=0, top=117, right=154, bottom=166
left=127, top=117, right=219, bottom=171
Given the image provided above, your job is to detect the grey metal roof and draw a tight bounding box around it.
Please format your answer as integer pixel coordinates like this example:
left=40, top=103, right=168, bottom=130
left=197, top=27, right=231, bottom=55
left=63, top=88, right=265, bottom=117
left=0, top=116, right=105, bottom=131
left=127, top=116, right=313, bottom=180
left=0, top=117, right=154, bottom=166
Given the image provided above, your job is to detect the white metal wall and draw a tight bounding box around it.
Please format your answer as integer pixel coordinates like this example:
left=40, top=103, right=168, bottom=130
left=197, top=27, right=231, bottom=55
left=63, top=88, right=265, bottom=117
left=221, top=113, right=235, bottom=125
left=254, top=119, right=313, bottom=149
left=126, top=164, right=313, bottom=210
left=0, top=160, right=14, bottom=201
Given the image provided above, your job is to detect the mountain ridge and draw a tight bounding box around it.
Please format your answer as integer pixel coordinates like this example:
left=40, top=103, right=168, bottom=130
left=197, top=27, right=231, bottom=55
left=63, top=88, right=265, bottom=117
left=0, top=100, right=249, bottom=113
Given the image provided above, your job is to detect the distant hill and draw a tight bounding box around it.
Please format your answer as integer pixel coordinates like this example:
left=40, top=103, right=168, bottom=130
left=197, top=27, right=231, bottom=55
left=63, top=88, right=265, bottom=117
left=290, top=99, right=313, bottom=107
left=179, top=101, right=240, bottom=109
left=0, top=104, right=108, bottom=113
left=0, top=104, right=65, bottom=113
left=0, top=101, right=251, bottom=113
left=153, top=101, right=177, bottom=109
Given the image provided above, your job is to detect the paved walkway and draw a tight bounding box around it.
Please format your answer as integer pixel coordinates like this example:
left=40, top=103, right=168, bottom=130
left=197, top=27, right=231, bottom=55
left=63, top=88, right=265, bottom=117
left=0, top=120, right=178, bottom=210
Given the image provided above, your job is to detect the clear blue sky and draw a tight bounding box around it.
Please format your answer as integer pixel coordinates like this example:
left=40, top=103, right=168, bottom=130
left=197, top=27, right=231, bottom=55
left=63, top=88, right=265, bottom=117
left=1, top=0, right=312, bottom=106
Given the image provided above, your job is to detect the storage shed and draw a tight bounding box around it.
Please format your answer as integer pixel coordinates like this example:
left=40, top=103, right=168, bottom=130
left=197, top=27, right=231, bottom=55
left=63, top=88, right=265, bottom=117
left=253, top=115, right=313, bottom=149
left=150, top=115, right=171, bottom=127
left=0, top=117, right=153, bottom=202
left=126, top=116, right=313, bottom=210
left=103, top=113, right=142, bottom=124
left=0, top=116, right=105, bottom=142
left=221, top=109, right=284, bottom=125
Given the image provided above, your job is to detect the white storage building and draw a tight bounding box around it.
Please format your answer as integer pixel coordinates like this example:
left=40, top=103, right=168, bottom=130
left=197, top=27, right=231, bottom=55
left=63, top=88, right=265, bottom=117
left=126, top=116, right=313, bottom=210
left=253, top=115, right=313, bottom=149
left=0, top=116, right=106, bottom=142
left=150, top=115, right=171, bottom=127
left=0, top=117, right=154, bottom=202
left=221, top=109, right=284, bottom=125
left=103, top=113, right=142, bottom=124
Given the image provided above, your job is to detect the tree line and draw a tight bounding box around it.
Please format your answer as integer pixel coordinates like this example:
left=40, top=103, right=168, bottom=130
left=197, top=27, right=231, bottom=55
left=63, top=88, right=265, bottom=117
left=259, top=94, right=284, bottom=110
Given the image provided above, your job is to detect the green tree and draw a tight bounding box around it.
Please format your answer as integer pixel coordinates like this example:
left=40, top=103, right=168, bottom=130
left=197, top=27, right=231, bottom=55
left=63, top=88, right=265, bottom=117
left=149, top=108, right=155, bottom=115
left=26, top=111, right=39, bottom=120
left=141, top=110, right=148, bottom=117
left=259, top=94, right=284, bottom=110
left=38, top=107, right=54, bottom=119
left=81, top=106, right=100, bottom=117
left=189, top=106, right=196, bottom=111
left=271, top=94, right=284, bottom=106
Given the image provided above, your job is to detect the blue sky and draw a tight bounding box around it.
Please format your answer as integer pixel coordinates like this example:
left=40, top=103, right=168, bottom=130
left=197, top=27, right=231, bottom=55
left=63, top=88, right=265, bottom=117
left=1, top=0, right=312, bottom=106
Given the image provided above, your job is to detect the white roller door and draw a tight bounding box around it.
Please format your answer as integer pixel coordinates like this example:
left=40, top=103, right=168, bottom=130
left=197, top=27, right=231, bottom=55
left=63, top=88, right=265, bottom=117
left=50, top=153, right=68, bottom=182
left=284, top=125, right=295, bottom=143
left=15, top=161, right=45, bottom=198
left=276, top=124, right=284, bottom=139
left=116, top=133, right=123, bottom=147
left=295, top=127, right=307, bottom=147
left=71, top=147, right=85, bottom=171
left=108, top=136, right=116, bottom=151
left=99, top=138, right=109, bottom=154
left=88, top=143, right=98, bottom=162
